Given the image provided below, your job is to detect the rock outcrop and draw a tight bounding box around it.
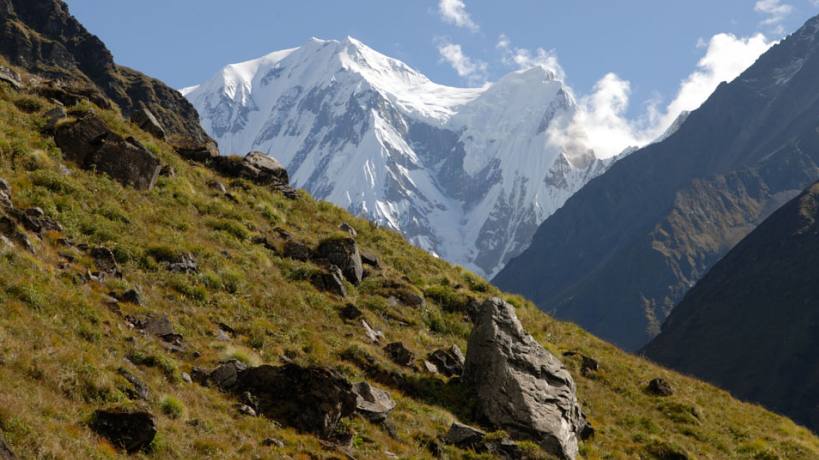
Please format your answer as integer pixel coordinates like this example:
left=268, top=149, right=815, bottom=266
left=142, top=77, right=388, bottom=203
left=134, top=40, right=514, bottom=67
left=316, top=237, right=364, bottom=285
left=212, top=152, right=296, bottom=198
left=54, top=114, right=162, bottom=190
left=426, top=345, right=464, bottom=377
left=235, top=364, right=357, bottom=440
left=89, top=409, right=156, bottom=453
left=351, top=381, right=396, bottom=422
left=464, top=298, right=587, bottom=459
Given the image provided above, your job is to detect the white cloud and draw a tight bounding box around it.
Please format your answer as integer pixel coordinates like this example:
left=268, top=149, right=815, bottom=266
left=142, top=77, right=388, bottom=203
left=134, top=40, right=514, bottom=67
left=548, top=33, right=775, bottom=158
left=497, top=34, right=565, bottom=81
left=438, top=0, right=478, bottom=31
left=438, top=41, right=487, bottom=85
left=754, top=0, right=793, bottom=34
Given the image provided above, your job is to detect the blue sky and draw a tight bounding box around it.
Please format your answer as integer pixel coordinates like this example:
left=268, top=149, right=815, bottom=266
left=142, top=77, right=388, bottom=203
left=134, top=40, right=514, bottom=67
left=64, top=0, right=818, bottom=146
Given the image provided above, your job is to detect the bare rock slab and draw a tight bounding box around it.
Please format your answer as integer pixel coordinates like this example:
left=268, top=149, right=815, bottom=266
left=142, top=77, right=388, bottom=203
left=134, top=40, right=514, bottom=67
left=464, top=298, right=587, bottom=460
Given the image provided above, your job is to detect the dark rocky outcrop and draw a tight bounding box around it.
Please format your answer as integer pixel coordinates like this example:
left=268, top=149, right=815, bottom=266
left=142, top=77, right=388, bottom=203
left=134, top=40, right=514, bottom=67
left=54, top=114, right=161, bottom=190
left=130, top=107, right=165, bottom=140
left=90, top=246, right=119, bottom=276
left=89, top=409, right=156, bottom=453
left=0, top=65, right=20, bottom=90
left=283, top=240, right=312, bottom=261
left=339, top=304, right=362, bottom=321
left=494, top=14, right=819, bottom=351
left=310, top=267, right=347, bottom=297
left=0, top=0, right=211, bottom=146
left=351, top=381, right=395, bottom=422
left=464, top=298, right=587, bottom=459
left=383, top=342, right=415, bottom=368
left=426, top=345, right=464, bottom=378
left=212, top=152, right=296, bottom=198
left=645, top=378, right=674, bottom=397
left=644, top=180, right=819, bottom=432
left=118, top=368, right=149, bottom=401
left=235, top=364, right=357, bottom=440
left=192, top=360, right=247, bottom=391
left=316, top=237, right=364, bottom=285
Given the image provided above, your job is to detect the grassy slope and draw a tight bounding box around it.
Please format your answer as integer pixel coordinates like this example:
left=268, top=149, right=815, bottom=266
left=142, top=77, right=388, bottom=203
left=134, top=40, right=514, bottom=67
left=0, top=80, right=816, bottom=460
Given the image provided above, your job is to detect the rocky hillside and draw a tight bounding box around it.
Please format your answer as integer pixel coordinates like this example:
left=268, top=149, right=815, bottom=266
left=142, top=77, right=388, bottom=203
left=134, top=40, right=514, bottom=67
left=644, top=180, right=819, bottom=434
left=494, top=13, right=819, bottom=351
left=0, top=1, right=817, bottom=459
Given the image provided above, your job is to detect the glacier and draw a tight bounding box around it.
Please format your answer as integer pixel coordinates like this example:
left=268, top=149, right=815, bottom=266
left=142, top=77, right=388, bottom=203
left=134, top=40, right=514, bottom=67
left=183, top=37, right=614, bottom=277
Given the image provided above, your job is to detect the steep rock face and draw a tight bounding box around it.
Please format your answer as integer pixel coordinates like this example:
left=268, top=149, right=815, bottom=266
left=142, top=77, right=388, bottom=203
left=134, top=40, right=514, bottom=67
left=495, top=14, right=819, bottom=350
left=184, top=38, right=613, bottom=277
left=464, top=298, right=586, bottom=459
left=0, top=0, right=211, bottom=146
left=644, top=180, right=819, bottom=432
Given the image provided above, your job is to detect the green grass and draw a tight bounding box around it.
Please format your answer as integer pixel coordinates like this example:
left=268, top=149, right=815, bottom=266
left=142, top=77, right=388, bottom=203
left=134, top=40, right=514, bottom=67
left=0, top=69, right=816, bottom=459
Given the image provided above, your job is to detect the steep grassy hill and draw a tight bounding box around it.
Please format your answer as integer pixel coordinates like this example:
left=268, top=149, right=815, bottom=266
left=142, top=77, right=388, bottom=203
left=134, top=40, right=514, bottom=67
left=645, top=180, right=819, bottom=434
left=0, top=62, right=817, bottom=459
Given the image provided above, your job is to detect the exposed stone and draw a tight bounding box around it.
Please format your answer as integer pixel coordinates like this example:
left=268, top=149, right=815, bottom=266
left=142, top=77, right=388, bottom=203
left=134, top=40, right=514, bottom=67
left=316, top=237, right=364, bottom=285
left=646, top=378, right=674, bottom=397
left=194, top=360, right=247, bottom=391
left=235, top=364, right=357, bottom=439
left=339, top=222, right=357, bottom=238
left=43, top=106, right=67, bottom=132
left=383, top=342, right=415, bottom=368
left=310, top=267, right=347, bottom=297
left=360, top=251, right=381, bottom=269
left=351, top=381, right=396, bottom=422
left=238, top=404, right=257, bottom=417
left=0, top=66, right=21, bottom=90
left=422, top=360, right=439, bottom=374
left=463, top=298, right=587, bottom=460
left=394, top=290, right=424, bottom=308
left=262, top=437, right=285, bottom=448
left=118, top=368, right=149, bottom=401
left=339, top=304, right=363, bottom=321
left=443, top=422, right=485, bottom=449
left=581, top=356, right=599, bottom=377
left=91, top=247, right=119, bottom=276
left=89, top=410, right=157, bottom=453
left=131, top=107, right=166, bottom=140
left=127, top=314, right=182, bottom=346
left=12, top=207, right=62, bottom=234
left=112, top=288, right=142, bottom=305
left=165, top=253, right=198, bottom=273
left=212, top=151, right=296, bottom=198
left=0, top=216, right=33, bottom=253
left=362, top=320, right=385, bottom=344
left=207, top=180, right=227, bottom=194
left=54, top=114, right=162, bottom=191
left=174, top=140, right=220, bottom=162
left=427, top=346, right=465, bottom=377
left=283, top=240, right=312, bottom=261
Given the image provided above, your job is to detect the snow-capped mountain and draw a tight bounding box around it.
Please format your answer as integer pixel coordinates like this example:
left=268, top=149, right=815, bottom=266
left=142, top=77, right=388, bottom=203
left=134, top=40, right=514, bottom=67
left=183, top=37, right=612, bottom=277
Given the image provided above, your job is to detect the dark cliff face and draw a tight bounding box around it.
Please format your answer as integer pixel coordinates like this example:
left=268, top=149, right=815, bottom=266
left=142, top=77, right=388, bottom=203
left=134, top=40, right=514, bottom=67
left=494, top=14, right=819, bottom=351
left=644, top=181, right=819, bottom=432
left=0, top=0, right=211, bottom=147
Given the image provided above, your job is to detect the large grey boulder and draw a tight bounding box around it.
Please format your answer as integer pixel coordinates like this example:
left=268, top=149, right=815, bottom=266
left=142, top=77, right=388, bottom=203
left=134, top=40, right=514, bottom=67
left=464, top=298, right=587, bottom=460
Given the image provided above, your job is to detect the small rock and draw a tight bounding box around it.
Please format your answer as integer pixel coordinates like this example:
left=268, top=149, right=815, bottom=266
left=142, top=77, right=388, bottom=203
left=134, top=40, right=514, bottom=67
left=427, top=346, right=465, bottom=377
left=351, top=381, right=396, bottom=422
left=131, top=107, right=166, bottom=140
left=166, top=253, right=198, bottom=273
left=316, top=237, right=364, bottom=285
left=112, top=288, right=142, bottom=305
left=238, top=404, right=257, bottom=417
left=202, top=360, right=248, bottom=391
left=90, top=410, right=157, bottom=454
left=118, top=368, right=149, bottom=401
left=443, top=422, right=486, bottom=449
left=91, top=247, right=119, bottom=276
left=581, top=356, right=599, bottom=376
left=127, top=314, right=182, bottom=346
left=311, top=267, right=347, bottom=297
left=360, top=251, right=381, bottom=269
left=362, top=320, right=385, bottom=344
left=0, top=66, right=21, bottom=90
left=383, top=342, right=415, bottom=368
left=647, top=378, right=674, bottom=397
left=262, top=438, right=285, bottom=448
left=207, top=180, right=227, bottom=194
left=283, top=240, right=312, bottom=261
left=159, top=165, right=176, bottom=177
left=181, top=372, right=192, bottom=384
left=339, top=222, right=357, bottom=238
left=43, top=106, right=67, bottom=132
left=422, top=360, right=439, bottom=374
left=339, top=304, right=363, bottom=321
